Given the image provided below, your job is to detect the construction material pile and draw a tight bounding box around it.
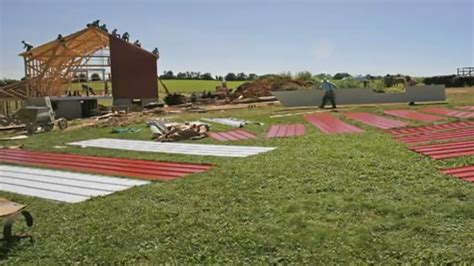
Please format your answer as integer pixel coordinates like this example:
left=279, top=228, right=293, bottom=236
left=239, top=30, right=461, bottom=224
left=233, top=76, right=314, bottom=99
left=147, top=119, right=209, bottom=142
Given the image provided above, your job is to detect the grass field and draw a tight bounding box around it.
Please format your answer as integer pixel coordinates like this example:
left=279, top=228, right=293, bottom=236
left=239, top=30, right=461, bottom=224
left=0, top=88, right=473, bottom=263
left=70, top=79, right=245, bottom=95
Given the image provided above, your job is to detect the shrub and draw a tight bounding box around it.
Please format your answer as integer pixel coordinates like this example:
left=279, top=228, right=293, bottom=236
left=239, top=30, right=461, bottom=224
left=423, top=75, right=474, bottom=87
left=294, top=71, right=313, bottom=82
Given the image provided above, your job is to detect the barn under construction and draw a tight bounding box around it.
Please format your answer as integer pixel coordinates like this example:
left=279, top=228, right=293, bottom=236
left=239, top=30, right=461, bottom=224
left=0, top=24, right=159, bottom=115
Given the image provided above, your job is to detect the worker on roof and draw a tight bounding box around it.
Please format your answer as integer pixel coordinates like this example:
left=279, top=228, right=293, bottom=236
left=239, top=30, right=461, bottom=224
left=122, top=32, right=130, bottom=42
left=21, top=41, right=33, bottom=51
left=319, top=79, right=337, bottom=109
left=100, top=24, right=108, bottom=32
left=152, top=47, right=160, bottom=57
left=111, top=29, right=120, bottom=38
left=87, top=20, right=100, bottom=27
left=134, top=40, right=141, bottom=47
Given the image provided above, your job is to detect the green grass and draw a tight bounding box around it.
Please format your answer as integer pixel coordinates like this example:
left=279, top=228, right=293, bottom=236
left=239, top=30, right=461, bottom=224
left=0, top=89, right=473, bottom=263
left=70, top=79, right=245, bottom=96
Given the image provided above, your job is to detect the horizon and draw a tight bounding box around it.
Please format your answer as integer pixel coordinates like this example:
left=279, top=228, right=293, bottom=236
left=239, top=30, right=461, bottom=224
left=1, top=0, right=473, bottom=79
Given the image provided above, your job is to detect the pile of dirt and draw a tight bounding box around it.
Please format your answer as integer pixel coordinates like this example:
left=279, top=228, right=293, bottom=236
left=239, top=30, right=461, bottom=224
left=233, top=76, right=314, bottom=99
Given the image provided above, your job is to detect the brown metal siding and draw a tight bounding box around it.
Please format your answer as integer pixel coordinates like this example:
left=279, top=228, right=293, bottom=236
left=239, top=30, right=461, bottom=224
left=109, top=35, right=158, bottom=99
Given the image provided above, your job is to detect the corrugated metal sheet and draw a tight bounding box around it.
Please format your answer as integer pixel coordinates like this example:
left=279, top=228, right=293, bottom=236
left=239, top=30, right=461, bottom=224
left=68, top=138, right=275, bottom=157
left=209, top=129, right=257, bottom=142
left=0, top=149, right=212, bottom=181
left=459, top=106, right=474, bottom=111
left=394, top=127, right=474, bottom=145
left=383, top=110, right=444, bottom=122
left=410, top=140, right=474, bottom=159
left=202, top=118, right=247, bottom=128
left=304, top=113, right=364, bottom=134
left=441, top=165, right=474, bottom=182
left=344, top=112, right=408, bottom=129
left=0, top=165, right=148, bottom=203
left=387, top=121, right=474, bottom=136
left=422, top=107, right=474, bottom=118
left=266, top=124, right=305, bottom=138
left=110, top=35, right=158, bottom=99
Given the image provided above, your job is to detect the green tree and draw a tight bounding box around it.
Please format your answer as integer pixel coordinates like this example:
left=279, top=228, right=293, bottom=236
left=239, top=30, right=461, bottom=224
left=236, top=72, right=248, bottom=81
left=225, top=73, right=237, bottom=81
left=90, top=73, right=101, bottom=81
left=201, top=73, right=214, bottom=80
left=248, top=73, right=258, bottom=80
left=333, top=72, right=351, bottom=80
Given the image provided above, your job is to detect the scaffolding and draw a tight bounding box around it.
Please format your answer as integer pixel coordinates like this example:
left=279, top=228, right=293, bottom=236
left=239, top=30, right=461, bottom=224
left=457, top=67, right=474, bottom=77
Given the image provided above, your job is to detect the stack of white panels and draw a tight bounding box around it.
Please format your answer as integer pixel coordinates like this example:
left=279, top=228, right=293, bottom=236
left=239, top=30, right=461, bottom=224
left=0, top=165, right=149, bottom=203
left=68, top=138, right=275, bottom=157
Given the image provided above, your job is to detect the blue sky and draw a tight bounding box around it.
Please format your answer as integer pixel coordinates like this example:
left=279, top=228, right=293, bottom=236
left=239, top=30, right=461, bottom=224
left=0, top=0, right=472, bottom=79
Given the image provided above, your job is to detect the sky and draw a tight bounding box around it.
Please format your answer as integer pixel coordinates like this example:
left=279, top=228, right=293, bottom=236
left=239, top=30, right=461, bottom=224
left=0, top=0, right=472, bottom=79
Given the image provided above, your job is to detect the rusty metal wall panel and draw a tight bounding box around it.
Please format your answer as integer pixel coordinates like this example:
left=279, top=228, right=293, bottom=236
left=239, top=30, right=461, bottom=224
left=110, top=35, right=158, bottom=99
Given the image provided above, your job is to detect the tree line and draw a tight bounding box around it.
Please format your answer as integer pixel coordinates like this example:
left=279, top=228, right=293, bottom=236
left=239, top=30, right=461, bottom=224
left=160, top=71, right=259, bottom=81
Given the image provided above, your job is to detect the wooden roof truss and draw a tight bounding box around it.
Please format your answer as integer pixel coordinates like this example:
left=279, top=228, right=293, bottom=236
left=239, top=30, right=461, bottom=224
left=20, top=27, right=110, bottom=97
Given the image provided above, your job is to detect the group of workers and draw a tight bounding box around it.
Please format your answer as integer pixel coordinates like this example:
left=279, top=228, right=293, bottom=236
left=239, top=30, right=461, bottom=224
left=21, top=20, right=160, bottom=60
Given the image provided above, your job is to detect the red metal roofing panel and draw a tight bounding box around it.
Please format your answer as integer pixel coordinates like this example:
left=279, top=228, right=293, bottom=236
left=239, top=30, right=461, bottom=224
left=0, top=149, right=212, bottom=181
left=395, top=127, right=474, bottom=145
left=410, top=139, right=474, bottom=159
left=304, top=113, right=364, bottom=134
left=344, top=112, right=408, bottom=129
left=422, top=107, right=474, bottom=119
left=441, top=165, right=474, bottom=182
left=209, top=129, right=257, bottom=141
left=458, top=106, right=474, bottom=111
left=266, top=124, right=305, bottom=138
left=387, top=121, right=474, bottom=136
left=383, top=110, right=444, bottom=122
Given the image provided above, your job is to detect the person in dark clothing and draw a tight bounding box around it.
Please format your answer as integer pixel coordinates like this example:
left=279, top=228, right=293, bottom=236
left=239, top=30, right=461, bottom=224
left=21, top=41, right=33, bottom=51
left=122, top=32, right=130, bottom=42
left=319, top=79, right=337, bottom=109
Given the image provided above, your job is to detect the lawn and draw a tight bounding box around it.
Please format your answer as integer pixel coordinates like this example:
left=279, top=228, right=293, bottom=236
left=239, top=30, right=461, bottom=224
left=0, top=88, right=473, bottom=263
left=70, top=79, right=245, bottom=96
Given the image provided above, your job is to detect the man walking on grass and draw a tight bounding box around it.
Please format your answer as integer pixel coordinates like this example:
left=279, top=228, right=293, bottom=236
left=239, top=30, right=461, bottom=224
left=319, top=79, right=337, bottom=109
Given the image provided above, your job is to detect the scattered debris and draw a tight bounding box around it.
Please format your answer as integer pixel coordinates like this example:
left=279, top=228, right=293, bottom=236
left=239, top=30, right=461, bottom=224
left=164, top=93, right=187, bottom=106
left=111, top=128, right=141, bottom=134
left=0, top=145, right=23, bottom=150
left=53, top=145, right=68, bottom=149
left=147, top=119, right=209, bottom=142
left=233, top=76, right=313, bottom=100
left=0, top=135, right=28, bottom=141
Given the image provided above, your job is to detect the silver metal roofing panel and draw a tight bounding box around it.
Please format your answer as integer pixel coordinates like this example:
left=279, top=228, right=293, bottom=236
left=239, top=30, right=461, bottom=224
left=68, top=138, right=275, bottom=157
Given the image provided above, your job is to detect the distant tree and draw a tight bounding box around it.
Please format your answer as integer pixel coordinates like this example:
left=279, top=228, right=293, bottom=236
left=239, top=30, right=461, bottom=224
left=333, top=73, right=351, bottom=80
left=314, top=73, right=332, bottom=81
left=278, top=72, right=292, bottom=79
left=176, top=72, right=187, bottom=79
left=295, top=71, right=313, bottom=81
left=247, top=73, right=258, bottom=80
left=236, top=72, right=248, bottom=81
left=225, top=72, right=237, bottom=81
left=201, top=73, right=214, bottom=80
left=90, top=73, right=101, bottom=81
left=161, top=70, right=175, bottom=79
